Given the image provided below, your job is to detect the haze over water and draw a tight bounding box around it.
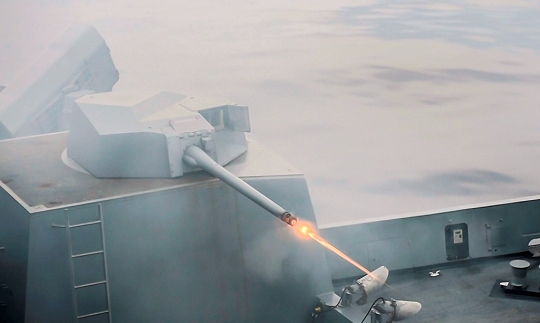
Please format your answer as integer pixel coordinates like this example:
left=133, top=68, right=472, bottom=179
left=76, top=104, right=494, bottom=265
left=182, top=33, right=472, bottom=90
left=2, top=0, right=540, bottom=225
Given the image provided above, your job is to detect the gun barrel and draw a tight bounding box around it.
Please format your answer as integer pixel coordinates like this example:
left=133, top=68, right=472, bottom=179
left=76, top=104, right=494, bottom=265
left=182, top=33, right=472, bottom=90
left=183, top=145, right=297, bottom=226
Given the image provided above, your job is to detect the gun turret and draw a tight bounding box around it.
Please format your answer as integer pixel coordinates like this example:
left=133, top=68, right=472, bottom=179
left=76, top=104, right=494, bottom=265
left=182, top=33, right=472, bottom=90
left=66, top=91, right=297, bottom=226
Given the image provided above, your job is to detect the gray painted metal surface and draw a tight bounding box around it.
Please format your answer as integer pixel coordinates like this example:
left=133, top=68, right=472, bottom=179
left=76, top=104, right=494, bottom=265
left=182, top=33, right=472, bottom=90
left=184, top=145, right=297, bottom=225
left=0, top=132, right=333, bottom=322
left=0, top=188, right=30, bottom=322
left=0, top=24, right=118, bottom=139
left=2, top=131, right=540, bottom=321
left=321, top=199, right=540, bottom=280
left=68, top=92, right=250, bottom=178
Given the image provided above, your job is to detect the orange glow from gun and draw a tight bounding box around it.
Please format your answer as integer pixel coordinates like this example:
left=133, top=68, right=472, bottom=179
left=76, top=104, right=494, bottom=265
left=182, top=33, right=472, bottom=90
left=299, top=226, right=384, bottom=284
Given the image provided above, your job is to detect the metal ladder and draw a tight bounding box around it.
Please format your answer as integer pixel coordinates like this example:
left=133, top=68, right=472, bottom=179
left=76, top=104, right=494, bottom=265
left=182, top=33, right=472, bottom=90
left=66, top=204, right=112, bottom=322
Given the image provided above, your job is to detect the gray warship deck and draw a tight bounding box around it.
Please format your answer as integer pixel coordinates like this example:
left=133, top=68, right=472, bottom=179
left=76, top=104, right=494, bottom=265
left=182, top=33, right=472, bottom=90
left=331, top=253, right=540, bottom=323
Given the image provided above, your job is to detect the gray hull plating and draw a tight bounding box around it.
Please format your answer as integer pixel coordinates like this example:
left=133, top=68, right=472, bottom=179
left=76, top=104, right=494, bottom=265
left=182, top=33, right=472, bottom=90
left=320, top=199, right=540, bottom=280
left=0, top=133, right=332, bottom=322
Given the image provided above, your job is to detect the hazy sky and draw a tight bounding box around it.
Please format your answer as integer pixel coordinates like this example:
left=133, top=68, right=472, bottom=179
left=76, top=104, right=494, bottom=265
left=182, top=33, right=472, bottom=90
left=2, top=0, right=540, bottom=225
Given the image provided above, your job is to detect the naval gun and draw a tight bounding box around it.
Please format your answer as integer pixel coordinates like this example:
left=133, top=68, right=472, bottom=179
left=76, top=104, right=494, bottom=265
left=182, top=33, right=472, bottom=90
left=66, top=91, right=297, bottom=226
left=0, top=24, right=424, bottom=323
left=183, top=145, right=297, bottom=225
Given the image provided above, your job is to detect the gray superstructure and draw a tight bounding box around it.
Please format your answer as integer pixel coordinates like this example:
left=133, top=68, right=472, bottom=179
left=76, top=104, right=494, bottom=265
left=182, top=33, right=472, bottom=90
left=0, top=24, right=118, bottom=139
left=0, top=131, right=330, bottom=322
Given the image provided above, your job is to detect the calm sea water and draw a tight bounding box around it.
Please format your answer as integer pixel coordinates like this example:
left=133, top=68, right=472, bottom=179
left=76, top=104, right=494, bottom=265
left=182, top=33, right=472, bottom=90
left=2, top=0, right=540, bottom=225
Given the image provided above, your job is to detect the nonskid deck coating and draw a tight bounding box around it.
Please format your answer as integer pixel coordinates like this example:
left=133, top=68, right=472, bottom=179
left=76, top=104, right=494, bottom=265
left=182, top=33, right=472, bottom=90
left=330, top=254, right=540, bottom=323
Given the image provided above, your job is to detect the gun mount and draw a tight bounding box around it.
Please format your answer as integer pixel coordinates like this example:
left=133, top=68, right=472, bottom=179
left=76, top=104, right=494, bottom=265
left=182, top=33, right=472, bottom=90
left=0, top=22, right=426, bottom=323
left=67, top=91, right=297, bottom=225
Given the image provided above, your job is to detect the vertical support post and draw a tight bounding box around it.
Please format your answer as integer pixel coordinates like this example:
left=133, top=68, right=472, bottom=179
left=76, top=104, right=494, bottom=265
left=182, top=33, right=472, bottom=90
left=99, top=203, right=112, bottom=322
left=65, top=208, right=79, bottom=321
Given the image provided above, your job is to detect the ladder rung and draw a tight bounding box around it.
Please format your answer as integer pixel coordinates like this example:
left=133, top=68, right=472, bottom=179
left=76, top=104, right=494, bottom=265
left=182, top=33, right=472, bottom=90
left=72, top=250, right=104, bottom=258
left=69, top=220, right=101, bottom=228
left=75, top=280, right=107, bottom=289
left=77, top=310, right=109, bottom=319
